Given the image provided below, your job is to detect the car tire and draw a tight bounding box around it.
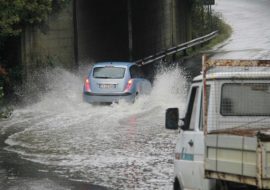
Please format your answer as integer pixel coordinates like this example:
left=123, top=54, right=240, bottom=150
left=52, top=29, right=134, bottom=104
left=133, top=92, right=139, bottom=103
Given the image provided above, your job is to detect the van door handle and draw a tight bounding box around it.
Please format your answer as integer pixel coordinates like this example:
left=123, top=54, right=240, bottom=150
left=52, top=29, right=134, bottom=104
left=188, top=140, right=194, bottom=147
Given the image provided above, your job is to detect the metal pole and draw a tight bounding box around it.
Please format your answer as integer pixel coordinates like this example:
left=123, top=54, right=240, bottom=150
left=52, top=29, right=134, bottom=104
left=73, top=0, right=79, bottom=68
left=171, top=0, right=174, bottom=46
left=210, top=5, right=213, bottom=30
left=127, top=0, right=133, bottom=61
left=202, top=54, right=208, bottom=135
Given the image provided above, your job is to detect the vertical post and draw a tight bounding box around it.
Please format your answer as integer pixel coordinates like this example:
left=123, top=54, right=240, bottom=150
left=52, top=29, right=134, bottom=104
left=207, top=4, right=211, bottom=32
left=21, top=26, right=32, bottom=84
left=185, top=0, right=192, bottom=42
left=127, top=0, right=133, bottom=61
left=210, top=5, right=213, bottom=30
left=170, top=0, right=175, bottom=46
left=257, top=140, right=263, bottom=189
left=202, top=54, right=208, bottom=183
left=202, top=54, right=208, bottom=135
left=73, top=0, right=79, bottom=68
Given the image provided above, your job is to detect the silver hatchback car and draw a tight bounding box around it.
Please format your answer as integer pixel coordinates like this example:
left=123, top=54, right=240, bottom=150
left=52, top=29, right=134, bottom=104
left=83, top=62, right=152, bottom=104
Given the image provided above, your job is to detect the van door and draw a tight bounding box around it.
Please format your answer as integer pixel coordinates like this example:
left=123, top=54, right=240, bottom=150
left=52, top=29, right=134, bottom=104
left=175, top=84, right=210, bottom=189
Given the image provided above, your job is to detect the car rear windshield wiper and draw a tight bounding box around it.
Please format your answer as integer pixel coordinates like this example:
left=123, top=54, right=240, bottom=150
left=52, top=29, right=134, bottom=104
left=95, top=76, right=110, bottom=79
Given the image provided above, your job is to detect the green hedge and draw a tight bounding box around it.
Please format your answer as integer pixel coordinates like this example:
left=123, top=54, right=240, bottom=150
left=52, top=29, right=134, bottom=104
left=0, top=86, right=12, bottom=119
left=0, top=0, right=71, bottom=37
left=0, top=86, right=4, bottom=118
left=0, top=86, right=3, bottom=99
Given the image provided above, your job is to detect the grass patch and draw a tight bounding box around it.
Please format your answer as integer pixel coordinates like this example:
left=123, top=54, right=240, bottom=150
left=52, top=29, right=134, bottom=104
left=182, top=15, right=232, bottom=58
left=203, top=16, right=232, bottom=50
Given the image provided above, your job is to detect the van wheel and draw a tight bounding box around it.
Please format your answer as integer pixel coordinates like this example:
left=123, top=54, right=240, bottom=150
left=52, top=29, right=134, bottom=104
left=173, top=178, right=181, bottom=190
left=217, top=180, right=229, bottom=190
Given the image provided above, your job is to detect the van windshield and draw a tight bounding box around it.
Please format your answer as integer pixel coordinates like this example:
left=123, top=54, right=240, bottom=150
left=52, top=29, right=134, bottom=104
left=93, top=67, right=126, bottom=79
left=221, top=83, right=270, bottom=116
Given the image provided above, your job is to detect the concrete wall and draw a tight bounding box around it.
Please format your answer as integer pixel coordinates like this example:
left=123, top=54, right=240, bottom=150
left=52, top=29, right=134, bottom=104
left=132, top=0, right=172, bottom=59
left=21, top=0, right=76, bottom=79
left=20, top=0, right=192, bottom=74
left=132, top=0, right=192, bottom=60
left=174, top=0, right=192, bottom=44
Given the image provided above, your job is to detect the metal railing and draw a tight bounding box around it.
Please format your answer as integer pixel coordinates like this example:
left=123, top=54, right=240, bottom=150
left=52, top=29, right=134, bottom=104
left=135, top=31, right=218, bottom=65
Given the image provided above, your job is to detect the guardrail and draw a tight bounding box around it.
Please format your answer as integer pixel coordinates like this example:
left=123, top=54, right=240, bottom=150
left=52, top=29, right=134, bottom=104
left=135, top=30, right=218, bottom=65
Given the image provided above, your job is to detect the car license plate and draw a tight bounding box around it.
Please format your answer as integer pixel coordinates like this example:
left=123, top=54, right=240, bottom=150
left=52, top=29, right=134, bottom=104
left=99, top=84, right=116, bottom=89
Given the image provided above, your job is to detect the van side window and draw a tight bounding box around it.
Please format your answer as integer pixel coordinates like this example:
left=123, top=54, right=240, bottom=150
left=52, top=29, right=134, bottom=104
left=183, top=87, right=199, bottom=130
left=130, top=65, right=144, bottom=78
left=221, top=83, right=270, bottom=116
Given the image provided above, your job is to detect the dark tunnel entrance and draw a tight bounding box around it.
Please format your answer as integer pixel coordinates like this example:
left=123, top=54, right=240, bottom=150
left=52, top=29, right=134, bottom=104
left=76, top=0, right=129, bottom=63
left=75, top=0, right=191, bottom=64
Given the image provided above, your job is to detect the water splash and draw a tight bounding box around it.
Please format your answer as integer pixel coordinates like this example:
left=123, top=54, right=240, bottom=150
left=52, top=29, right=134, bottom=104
left=2, top=65, right=188, bottom=189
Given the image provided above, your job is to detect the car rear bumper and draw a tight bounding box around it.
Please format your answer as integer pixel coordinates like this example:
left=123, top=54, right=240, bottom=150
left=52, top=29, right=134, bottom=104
left=83, top=92, right=135, bottom=103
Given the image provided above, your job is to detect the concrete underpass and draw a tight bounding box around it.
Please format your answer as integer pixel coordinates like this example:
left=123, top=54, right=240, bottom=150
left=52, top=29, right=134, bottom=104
left=20, top=0, right=192, bottom=75
left=76, top=0, right=192, bottom=63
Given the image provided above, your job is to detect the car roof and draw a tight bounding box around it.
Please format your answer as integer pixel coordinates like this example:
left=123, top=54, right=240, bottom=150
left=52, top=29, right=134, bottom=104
left=93, top=62, right=135, bottom=68
left=193, top=67, right=270, bottom=82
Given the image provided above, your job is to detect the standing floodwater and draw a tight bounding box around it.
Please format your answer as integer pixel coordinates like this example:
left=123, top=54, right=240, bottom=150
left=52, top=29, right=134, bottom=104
left=0, top=67, right=187, bottom=189
left=213, top=0, right=270, bottom=59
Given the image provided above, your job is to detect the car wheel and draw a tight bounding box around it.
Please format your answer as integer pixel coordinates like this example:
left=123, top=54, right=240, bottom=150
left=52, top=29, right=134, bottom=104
left=132, top=92, right=139, bottom=103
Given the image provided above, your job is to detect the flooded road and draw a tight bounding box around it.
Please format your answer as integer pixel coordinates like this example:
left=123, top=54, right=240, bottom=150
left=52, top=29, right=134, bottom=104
left=213, top=0, right=270, bottom=59
left=0, top=68, right=187, bottom=189
left=1, top=0, right=270, bottom=189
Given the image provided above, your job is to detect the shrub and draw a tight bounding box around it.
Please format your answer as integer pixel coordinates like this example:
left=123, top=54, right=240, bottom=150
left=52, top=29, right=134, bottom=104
left=0, top=0, right=71, bottom=37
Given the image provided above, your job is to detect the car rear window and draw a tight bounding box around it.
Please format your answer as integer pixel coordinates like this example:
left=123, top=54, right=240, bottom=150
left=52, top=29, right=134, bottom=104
left=93, top=67, right=126, bottom=79
left=221, top=83, right=270, bottom=116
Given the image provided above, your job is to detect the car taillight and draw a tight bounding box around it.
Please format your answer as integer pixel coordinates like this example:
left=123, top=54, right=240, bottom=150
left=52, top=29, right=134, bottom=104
left=84, top=77, right=91, bottom=92
left=124, top=79, right=133, bottom=92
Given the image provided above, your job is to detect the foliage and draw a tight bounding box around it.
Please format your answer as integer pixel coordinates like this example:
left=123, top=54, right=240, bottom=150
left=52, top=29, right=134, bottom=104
left=0, top=65, right=6, bottom=96
left=0, top=79, right=5, bottom=118
left=0, top=0, right=70, bottom=37
left=0, top=0, right=70, bottom=118
left=175, top=2, right=232, bottom=58
left=0, top=65, right=10, bottom=119
left=192, top=1, right=232, bottom=50
left=191, top=1, right=218, bottom=38
left=0, top=86, right=3, bottom=99
left=202, top=14, right=232, bottom=50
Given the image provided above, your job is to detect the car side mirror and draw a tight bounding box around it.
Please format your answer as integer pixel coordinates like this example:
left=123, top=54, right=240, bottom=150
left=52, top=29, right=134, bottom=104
left=165, top=108, right=179, bottom=130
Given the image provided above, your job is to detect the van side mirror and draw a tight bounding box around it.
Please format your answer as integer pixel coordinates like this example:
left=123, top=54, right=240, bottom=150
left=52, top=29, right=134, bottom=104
left=179, top=117, right=186, bottom=130
left=165, top=108, right=179, bottom=130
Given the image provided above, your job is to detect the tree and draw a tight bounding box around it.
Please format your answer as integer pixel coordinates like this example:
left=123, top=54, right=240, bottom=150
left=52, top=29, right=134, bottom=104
left=0, top=0, right=70, bottom=37
left=0, top=0, right=70, bottom=108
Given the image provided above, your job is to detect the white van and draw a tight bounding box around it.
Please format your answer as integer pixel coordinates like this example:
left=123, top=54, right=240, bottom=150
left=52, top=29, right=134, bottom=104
left=166, top=58, right=270, bottom=190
